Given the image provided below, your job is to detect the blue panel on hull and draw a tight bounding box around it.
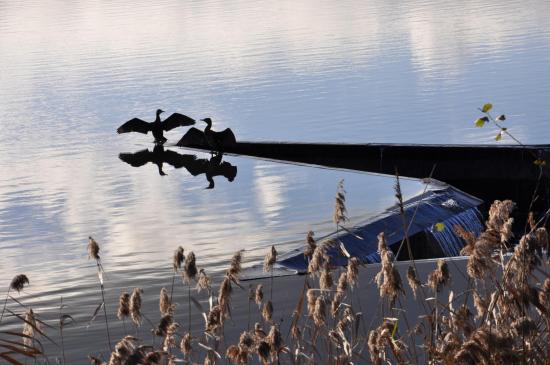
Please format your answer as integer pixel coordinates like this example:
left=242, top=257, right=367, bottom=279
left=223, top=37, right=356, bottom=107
left=277, top=181, right=483, bottom=272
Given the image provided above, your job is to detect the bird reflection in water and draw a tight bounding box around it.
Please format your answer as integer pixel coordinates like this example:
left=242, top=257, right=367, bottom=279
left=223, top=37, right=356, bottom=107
left=119, top=145, right=237, bottom=189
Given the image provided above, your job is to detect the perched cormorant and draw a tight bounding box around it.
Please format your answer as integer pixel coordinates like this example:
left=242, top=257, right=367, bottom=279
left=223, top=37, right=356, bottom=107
left=117, top=109, right=195, bottom=144
left=201, top=118, right=237, bottom=152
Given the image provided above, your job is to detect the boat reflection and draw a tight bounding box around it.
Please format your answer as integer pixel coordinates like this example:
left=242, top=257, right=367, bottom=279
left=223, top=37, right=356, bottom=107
left=119, top=145, right=237, bottom=188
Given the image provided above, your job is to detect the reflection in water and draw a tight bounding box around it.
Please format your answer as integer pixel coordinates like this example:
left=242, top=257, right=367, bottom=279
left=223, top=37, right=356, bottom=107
left=119, top=145, right=237, bottom=188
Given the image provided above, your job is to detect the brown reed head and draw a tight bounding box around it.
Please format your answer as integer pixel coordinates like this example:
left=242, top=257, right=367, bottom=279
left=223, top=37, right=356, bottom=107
left=154, top=314, right=174, bottom=337
left=337, top=271, right=348, bottom=293
left=255, top=284, right=264, bottom=306
left=304, top=231, right=317, bottom=261
left=331, top=291, right=344, bottom=317
left=254, top=322, right=267, bottom=339
left=320, top=262, right=333, bottom=290
left=308, top=244, right=327, bottom=276
left=346, top=257, right=359, bottom=288
left=257, top=340, right=270, bottom=365
left=466, top=231, right=497, bottom=280
left=183, top=251, right=197, bottom=283
left=196, top=268, right=211, bottom=293
left=173, top=246, right=184, bottom=272
left=263, top=246, right=277, bottom=273
left=159, top=287, right=173, bottom=315
left=117, top=292, right=130, bottom=320
left=262, top=300, right=273, bottom=323
left=306, top=289, right=317, bottom=318
left=227, top=250, right=243, bottom=279
left=406, top=265, right=421, bottom=298
left=130, top=288, right=143, bottom=326
left=454, top=225, right=476, bottom=255
left=394, top=172, right=405, bottom=215
left=87, top=236, right=100, bottom=260
left=427, top=259, right=450, bottom=292
left=313, top=296, right=326, bottom=327
left=226, top=345, right=239, bottom=364
left=239, top=331, right=254, bottom=349
left=205, top=305, right=222, bottom=333
left=539, top=278, right=550, bottom=309
left=218, top=276, right=232, bottom=321
left=180, top=332, right=192, bottom=354
left=267, top=325, right=283, bottom=361
left=163, top=322, right=179, bottom=351
left=22, top=308, right=36, bottom=347
left=333, top=179, right=348, bottom=225
left=10, top=274, right=29, bottom=293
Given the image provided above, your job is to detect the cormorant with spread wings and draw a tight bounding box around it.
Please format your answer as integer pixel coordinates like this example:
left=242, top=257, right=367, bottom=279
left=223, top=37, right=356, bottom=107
left=117, top=109, right=195, bottom=144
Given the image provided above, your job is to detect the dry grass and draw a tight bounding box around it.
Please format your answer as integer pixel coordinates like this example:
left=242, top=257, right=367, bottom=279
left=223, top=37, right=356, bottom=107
left=3, top=185, right=550, bottom=364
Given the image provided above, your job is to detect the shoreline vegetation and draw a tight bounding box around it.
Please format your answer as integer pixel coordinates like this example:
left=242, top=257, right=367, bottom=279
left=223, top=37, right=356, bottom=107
left=1, top=177, right=549, bottom=364
left=0, top=104, right=548, bottom=364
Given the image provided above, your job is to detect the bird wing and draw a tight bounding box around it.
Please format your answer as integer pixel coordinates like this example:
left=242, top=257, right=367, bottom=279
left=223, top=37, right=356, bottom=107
left=184, top=158, right=209, bottom=176
left=162, top=150, right=198, bottom=169
left=214, top=128, right=237, bottom=147
left=162, top=113, right=196, bottom=131
left=119, top=149, right=153, bottom=167
left=176, top=127, right=207, bottom=147
left=117, top=118, right=152, bottom=134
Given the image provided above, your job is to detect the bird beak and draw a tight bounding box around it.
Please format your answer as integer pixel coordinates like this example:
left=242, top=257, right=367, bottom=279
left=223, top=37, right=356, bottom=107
left=200, top=119, right=207, bottom=123
left=160, top=110, right=165, bottom=114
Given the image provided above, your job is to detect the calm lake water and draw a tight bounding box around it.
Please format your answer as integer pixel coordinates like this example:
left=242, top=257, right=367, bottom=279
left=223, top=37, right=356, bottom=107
left=1, top=0, right=550, bottom=361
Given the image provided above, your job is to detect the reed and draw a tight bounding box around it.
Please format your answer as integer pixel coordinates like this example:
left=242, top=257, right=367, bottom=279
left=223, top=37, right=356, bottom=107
left=183, top=251, right=197, bottom=333
left=263, top=246, right=277, bottom=301
left=0, top=274, right=29, bottom=324
left=171, top=246, right=184, bottom=301
left=87, top=236, right=112, bottom=352
left=4, top=183, right=550, bottom=364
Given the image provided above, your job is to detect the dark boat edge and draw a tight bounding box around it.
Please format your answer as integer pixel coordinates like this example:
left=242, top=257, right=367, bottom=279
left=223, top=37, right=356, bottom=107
left=175, top=128, right=550, bottom=215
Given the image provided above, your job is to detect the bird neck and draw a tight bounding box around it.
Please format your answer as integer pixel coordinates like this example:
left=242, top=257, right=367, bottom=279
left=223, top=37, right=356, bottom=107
left=204, top=121, right=212, bottom=132
left=155, top=112, right=162, bottom=122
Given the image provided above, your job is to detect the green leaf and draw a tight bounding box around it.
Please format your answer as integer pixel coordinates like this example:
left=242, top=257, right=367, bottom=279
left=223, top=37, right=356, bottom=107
left=481, top=103, right=493, bottom=113
left=434, top=222, right=445, bottom=232
left=495, top=132, right=502, bottom=141
left=475, top=117, right=488, bottom=127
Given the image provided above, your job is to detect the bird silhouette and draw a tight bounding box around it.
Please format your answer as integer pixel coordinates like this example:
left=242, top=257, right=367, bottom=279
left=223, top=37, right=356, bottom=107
left=119, top=146, right=237, bottom=188
left=201, top=118, right=237, bottom=152
left=117, top=109, right=195, bottom=144
left=119, top=144, right=197, bottom=176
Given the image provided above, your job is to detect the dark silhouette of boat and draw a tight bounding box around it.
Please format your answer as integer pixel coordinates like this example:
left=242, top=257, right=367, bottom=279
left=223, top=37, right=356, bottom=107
left=177, top=134, right=550, bottom=218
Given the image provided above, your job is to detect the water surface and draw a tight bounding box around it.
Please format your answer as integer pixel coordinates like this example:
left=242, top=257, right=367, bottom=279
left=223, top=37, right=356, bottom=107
left=1, top=0, right=550, bottom=360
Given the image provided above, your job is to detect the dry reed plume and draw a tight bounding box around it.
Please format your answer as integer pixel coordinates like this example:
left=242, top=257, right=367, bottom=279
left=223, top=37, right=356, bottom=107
left=159, top=288, right=172, bottom=316
left=374, top=232, right=403, bottom=306
left=196, top=268, right=211, bottom=293
left=304, top=231, right=316, bottom=262
left=87, top=236, right=112, bottom=351
left=1, top=274, right=30, bottom=323
left=117, top=292, right=130, bottom=320
left=7, top=187, right=548, bottom=365
left=333, top=179, right=348, bottom=226
left=263, top=246, right=277, bottom=273
left=129, top=288, right=143, bottom=326
left=183, top=251, right=197, bottom=283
